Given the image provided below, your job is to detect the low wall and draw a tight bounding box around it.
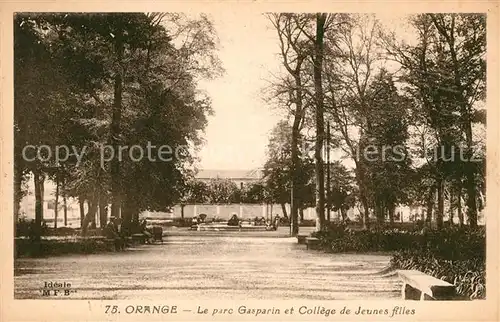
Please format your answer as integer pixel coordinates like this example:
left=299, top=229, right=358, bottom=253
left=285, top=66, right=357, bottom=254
left=142, top=204, right=354, bottom=221
left=170, top=204, right=293, bottom=220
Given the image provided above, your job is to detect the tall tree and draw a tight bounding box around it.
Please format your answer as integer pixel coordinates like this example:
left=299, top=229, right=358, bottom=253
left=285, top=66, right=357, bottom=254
left=267, top=13, right=312, bottom=236
left=263, top=121, right=315, bottom=222
left=322, top=14, right=383, bottom=229
left=383, top=13, right=485, bottom=228
left=14, top=13, right=222, bottom=237
left=363, top=69, right=412, bottom=225
left=325, top=161, right=356, bottom=222
left=429, top=14, right=485, bottom=227
left=312, top=13, right=327, bottom=231
left=206, top=178, right=239, bottom=204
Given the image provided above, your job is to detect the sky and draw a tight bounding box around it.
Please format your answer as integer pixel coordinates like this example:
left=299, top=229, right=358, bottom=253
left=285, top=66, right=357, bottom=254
left=196, top=13, right=410, bottom=171
left=197, top=12, right=284, bottom=171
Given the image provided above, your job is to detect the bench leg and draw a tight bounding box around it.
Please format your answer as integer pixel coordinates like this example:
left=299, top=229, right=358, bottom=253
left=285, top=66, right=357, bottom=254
left=402, top=284, right=422, bottom=300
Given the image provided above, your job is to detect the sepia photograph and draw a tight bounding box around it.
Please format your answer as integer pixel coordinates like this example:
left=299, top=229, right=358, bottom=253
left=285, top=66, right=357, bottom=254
left=3, top=2, right=497, bottom=320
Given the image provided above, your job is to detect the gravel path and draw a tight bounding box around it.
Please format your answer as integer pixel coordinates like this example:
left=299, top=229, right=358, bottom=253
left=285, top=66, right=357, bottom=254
left=14, top=232, right=401, bottom=300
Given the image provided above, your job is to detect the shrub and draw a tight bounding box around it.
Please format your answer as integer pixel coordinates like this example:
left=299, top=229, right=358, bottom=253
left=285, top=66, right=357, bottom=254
left=313, top=224, right=485, bottom=259
left=14, top=237, right=116, bottom=258
left=313, top=224, right=486, bottom=300
left=16, top=217, right=49, bottom=238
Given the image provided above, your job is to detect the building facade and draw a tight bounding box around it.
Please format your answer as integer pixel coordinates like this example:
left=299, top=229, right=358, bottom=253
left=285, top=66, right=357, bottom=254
left=195, top=168, right=263, bottom=189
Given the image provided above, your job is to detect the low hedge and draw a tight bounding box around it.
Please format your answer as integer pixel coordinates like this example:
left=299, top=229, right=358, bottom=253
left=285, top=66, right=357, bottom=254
left=312, top=224, right=485, bottom=260
left=312, top=224, right=486, bottom=299
left=15, top=237, right=116, bottom=258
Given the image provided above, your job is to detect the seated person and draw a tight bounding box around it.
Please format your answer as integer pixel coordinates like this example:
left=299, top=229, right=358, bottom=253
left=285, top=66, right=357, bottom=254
left=152, top=226, right=163, bottom=242
left=104, top=217, right=118, bottom=238
left=140, top=219, right=153, bottom=243
left=227, top=214, right=240, bottom=226
left=198, top=214, right=207, bottom=223
left=255, top=216, right=266, bottom=226
left=104, top=217, right=125, bottom=251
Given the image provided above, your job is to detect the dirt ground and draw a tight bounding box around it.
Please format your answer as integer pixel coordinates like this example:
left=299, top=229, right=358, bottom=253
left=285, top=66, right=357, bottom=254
left=14, top=229, right=401, bottom=300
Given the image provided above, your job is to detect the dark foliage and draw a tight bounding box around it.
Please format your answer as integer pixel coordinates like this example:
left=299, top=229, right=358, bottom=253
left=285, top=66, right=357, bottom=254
left=312, top=224, right=485, bottom=299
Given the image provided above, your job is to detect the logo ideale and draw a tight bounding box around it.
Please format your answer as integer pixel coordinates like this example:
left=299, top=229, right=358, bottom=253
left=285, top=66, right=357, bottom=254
left=40, top=281, right=77, bottom=297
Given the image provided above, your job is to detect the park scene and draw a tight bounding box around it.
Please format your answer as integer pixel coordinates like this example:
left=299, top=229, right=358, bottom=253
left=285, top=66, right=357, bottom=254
left=14, top=12, right=486, bottom=301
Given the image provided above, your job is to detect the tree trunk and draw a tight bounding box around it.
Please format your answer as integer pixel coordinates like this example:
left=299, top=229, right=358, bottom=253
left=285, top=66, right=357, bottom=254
left=313, top=13, right=327, bottom=232
left=82, top=192, right=99, bottom=235
left=40, top=175, right=45, bottom=213
left=54, top=174, right=59, bottom=229
left=457, top=185, right=464, bottom=227
left=341, top=207, right=347, bottom=222
left=181, top=204, right=185, bottom=220
left=290, top=129, right=299, bottom=236
left=14, top=159, right=23, bottom=226
left=33, top=170, right=44, bottom=241
left=289, top=69, right=304, bottom=237
left=361, top=195, right=370, bottom=229
left=375, top=199, right=385, bottom=224
left=448, top=187, right=455, bottom=224
left=79, top=197, right=85, bottom=228
left=388, top=202, right=395, bottom=225
left=465, top=169, right=478, bottom=227
left=299, top=207, right=304, bottom=222
left=63, top=180, right=68, bottom=227
left=436, top=178, right=444, bottom=230
left=425, top=184, right=436, bottom=227
left=121, top=199, right=137, bottom=237
left=326, top=122, right=331, bottom=223
left=85, top=200, right=97, bottom=230
left=110, top=24, right=124, bottom=220
left=435, top=16, right=478, bottom=228
left=99, top=194, right=108, bottom=228
left=353, top=162, right=370, bottom=229
left=280, top=203, right=288, bottom=219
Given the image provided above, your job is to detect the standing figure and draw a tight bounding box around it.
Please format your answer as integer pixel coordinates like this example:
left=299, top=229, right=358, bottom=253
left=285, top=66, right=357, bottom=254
left=273, top=215, right=280, bottom=231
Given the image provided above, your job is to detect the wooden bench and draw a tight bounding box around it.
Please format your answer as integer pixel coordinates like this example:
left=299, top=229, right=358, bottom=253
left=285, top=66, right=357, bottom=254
left=152, top=226, right=163, bottom=243
left=306, top=237, right=320, bottom=250
left=397, top=270, right=458, bottom=300
left=131, top=233, right=148, bottom=244
left=297, top=235, right=308, bottom=245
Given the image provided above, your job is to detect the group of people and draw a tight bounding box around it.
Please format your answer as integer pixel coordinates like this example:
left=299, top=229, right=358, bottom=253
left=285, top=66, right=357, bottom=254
left=103, top=217, right=154, bottom=250
left=229, top=214, right=284, bottom=230
left=189, top=213, right=288, bottom=231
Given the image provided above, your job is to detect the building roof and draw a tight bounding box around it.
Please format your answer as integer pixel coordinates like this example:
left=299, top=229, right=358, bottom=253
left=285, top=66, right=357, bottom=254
left=195, top=169, right=263, bottom=180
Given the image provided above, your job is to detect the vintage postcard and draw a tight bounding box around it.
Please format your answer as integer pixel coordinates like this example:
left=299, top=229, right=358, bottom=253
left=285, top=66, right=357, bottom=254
left=1, top=0, right=498, bottom=321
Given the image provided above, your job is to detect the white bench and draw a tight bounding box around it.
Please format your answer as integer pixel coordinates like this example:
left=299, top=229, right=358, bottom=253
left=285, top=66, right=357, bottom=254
left=297, top=235, right=307, bottom=244
left=306, top=237, right=320, bottom=250
left=398, top=270, right=458, bottom=300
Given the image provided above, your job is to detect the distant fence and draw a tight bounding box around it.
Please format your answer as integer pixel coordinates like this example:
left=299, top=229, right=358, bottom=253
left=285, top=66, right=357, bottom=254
left=143, top=204, right=338, bottom=221
left=141, top=204, right=433, bottom=223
